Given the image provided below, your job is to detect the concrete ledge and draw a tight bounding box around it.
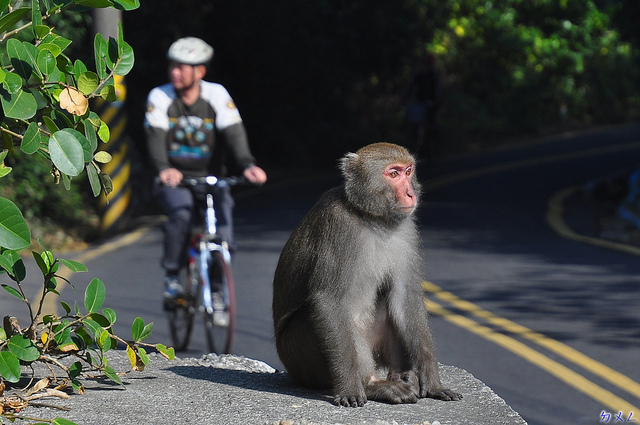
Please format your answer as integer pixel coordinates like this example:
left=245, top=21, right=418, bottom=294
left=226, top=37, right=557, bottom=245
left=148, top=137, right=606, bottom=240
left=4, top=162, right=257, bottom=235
left=23, top=353, right=526, bottom=425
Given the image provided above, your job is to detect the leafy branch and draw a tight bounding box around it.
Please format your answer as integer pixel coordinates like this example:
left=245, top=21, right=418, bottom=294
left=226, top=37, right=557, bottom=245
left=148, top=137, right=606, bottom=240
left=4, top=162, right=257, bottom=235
left=0, top=1, right=176, bottom=424
left=0, top=243, right=176, bottom=418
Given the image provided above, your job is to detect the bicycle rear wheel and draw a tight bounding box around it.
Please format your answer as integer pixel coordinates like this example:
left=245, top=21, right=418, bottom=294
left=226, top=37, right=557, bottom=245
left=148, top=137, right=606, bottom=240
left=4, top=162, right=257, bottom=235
left=202, top=250, right=236, bottom=354
left=166, top=264, right=196, bottom=351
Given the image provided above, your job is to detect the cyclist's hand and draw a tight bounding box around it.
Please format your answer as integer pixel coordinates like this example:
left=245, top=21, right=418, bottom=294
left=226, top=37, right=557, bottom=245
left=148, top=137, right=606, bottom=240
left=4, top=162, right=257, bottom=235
left=159, top=168, right=183, bottom=187
left=243, top=165, right=267, bottom=185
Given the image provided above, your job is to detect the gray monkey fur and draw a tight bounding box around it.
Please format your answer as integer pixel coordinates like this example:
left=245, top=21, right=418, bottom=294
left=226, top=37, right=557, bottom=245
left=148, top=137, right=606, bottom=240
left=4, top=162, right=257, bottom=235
left=272, top=143, right=462, bottom=407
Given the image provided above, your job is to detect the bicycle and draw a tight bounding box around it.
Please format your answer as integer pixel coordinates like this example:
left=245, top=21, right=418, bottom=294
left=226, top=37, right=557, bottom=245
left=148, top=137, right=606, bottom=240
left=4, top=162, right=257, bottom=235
left=165, top=175, right=244, bottom=354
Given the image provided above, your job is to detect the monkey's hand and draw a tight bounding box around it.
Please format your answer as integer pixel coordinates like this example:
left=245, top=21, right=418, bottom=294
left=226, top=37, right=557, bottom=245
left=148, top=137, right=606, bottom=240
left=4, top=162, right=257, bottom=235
left=333, top=393, right=367, bottom=408
left=364, top=372, right=420, bottom=404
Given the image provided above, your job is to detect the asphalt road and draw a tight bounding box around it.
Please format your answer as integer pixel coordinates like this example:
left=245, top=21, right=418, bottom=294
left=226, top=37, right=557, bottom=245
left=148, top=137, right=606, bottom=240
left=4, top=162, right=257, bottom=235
left=6, top=124, right=640, bottom=425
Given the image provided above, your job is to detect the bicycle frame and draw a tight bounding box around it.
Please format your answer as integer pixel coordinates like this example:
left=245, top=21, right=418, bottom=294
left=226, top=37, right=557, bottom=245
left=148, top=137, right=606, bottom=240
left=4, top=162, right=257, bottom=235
left=166, top=175, right=239, bottom=353
left=187, top=178, right=233, bottom=316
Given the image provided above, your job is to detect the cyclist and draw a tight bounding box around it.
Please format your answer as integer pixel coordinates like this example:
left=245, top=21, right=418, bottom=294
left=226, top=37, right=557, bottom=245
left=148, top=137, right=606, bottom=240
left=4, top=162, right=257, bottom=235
left=144, top=37, right=267, bottom=303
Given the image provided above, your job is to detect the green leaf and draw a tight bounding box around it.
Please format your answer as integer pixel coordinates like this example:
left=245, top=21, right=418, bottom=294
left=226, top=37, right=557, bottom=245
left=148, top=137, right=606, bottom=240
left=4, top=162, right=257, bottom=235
left=103, top=308, right=116, bottom=324
left=94, top=34, right=109, bottom=80
left=82, top=318, right=104, bottom=339
left=41, top=249, right=54, bottom=269
left=97, top=329, right=110, bottom=349
left=7, top=38, right=36, bottom=80
left=131, top=317, right=153, bottom=342
left=0, top=86, right=38, bottom=120
left=53, top=322, right=71, bottom=345
left=62, top=172, right=71, bottom=190
left=73, top=59, right=88, bottom=76
left=131, top=317, right=143, bottom=341
left=89, top=312, right=111, bottom=328
left=73, top=326, right=92, bottom=346
left=0, top=251, right=13, bottom=272
left=37, top=48, right=57, bottom=76
left=156, top=344, right=175, bottom=361
left=103, top=365, right=123, bottom=386
left=140, top=322, right=154, bottom=342
left=53, top=128, right=93, bottom=163
left=42, top=33, right=72, bottom=54
left=94, top=151, right=111, bottom=163
left=98, top=120, right=110, bottom=142
left=113, top=40, right=134, bottom=76
left=0, top=248, right=25, bottom=280
left=31, top=0, right=42, bottom=37
left=0, top=8, right=29, bottom=34
left=2, top=71, right=22, bottom=94
left=77, top=71, right=99, bottom=96
left=59, top=258, right=88, bottom=272
left=42, top=115, right=60, bottom=133
left=99, top=84, right=117, bottom=101
left=74, top=0, right=114, bottom=7
left=84, top=277, right=106, bottom=313
left=8, top=334, right=40, bottom=362
left=49, top=129, right=85, bottom=176
left=35, top=25, right=51, bottom=40
left=0, top=351, right=21, bottom=383
left=58, top=128, right=93, bottom=163
left=60, top=300, right=71, bottom=314
left=2, top=284, right=25, bottom=301
left=0, top=197, right=31, bottom=250
left=87, top=164, right=101, bottom=197
left=33, top=250, right=49, bottom=275
left=69, top=361, right=82, bottom=379
left=137, top=347, right=149, bottom=365
left=52, top=417, right=80, bottom=425
left=112, top=0, right=139, bottom=10
left=21, top=121, right=45, bottom=154
left=83, top=117, right=98, bottom=147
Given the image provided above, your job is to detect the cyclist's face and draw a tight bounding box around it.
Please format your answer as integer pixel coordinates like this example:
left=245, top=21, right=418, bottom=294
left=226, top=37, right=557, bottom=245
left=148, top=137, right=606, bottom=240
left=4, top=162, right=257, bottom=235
left=168, top=62, right=205, bottom=91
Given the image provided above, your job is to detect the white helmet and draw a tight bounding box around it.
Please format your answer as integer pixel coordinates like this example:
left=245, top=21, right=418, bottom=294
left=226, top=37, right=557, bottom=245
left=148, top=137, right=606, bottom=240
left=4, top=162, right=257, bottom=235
left=167, top=37, right=213, bottom=65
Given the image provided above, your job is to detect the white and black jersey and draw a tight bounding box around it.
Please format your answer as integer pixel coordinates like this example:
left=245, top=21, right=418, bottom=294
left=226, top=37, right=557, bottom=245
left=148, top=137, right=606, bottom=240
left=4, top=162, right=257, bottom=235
left=145, top=81, right=254, bottom=177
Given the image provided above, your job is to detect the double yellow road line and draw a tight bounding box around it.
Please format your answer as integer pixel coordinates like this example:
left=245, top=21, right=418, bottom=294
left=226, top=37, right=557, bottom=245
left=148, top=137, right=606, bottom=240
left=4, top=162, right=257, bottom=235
left=420, top=135, right=640, bottom=417
left=423, top=280, right=640, bottom=416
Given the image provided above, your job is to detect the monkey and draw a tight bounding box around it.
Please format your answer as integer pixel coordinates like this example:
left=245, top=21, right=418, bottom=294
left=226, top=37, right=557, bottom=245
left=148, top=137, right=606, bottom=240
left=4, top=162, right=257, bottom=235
left=272, top=142, right=462, bottom=407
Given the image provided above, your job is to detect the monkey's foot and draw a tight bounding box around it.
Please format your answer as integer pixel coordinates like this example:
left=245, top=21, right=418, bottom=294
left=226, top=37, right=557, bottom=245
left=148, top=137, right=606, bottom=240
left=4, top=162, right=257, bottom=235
left=333, top=394, right=367, bottom=408
left=427, top=388, right=463, bottom=401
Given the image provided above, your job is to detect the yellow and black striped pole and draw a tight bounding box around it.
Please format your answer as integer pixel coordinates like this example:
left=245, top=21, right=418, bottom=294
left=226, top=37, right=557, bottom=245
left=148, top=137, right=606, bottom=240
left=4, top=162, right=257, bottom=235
left=96, top=75, right=131, bottom=234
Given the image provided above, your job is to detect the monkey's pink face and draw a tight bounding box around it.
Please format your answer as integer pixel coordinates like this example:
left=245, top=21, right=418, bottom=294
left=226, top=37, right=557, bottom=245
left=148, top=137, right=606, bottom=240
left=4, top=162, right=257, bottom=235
left=383, top=162, right=416, bottom=213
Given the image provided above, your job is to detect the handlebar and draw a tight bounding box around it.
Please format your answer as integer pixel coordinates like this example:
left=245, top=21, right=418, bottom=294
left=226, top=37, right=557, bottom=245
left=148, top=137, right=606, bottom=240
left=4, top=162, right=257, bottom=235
left=178, top=176, right=248, bottom=189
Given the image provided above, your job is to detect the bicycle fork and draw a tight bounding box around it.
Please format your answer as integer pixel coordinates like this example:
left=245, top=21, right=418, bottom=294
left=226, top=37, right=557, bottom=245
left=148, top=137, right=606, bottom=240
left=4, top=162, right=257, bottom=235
left=198, top=240, right=231, bottom=315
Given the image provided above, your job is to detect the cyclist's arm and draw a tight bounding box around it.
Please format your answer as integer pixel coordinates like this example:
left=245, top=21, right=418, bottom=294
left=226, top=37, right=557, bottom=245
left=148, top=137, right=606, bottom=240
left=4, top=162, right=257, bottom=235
left=145, top=125, right=172, bottom=174
left=144, top=86, right=174, bottom=175
left=220, top=123, right=256, bottom=171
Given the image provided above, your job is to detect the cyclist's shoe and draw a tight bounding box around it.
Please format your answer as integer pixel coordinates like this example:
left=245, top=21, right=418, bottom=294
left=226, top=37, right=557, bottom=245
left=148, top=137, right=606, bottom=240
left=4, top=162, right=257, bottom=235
left=163, top=275, right=185, bottom=311
left=212, top=291, right=229, bottom=327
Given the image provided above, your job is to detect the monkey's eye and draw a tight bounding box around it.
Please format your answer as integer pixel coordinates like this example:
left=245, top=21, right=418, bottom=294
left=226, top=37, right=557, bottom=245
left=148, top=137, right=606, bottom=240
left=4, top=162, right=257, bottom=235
left=406, top=167, right=413, bottom=176
left=389, top=170, right=399, bottom=178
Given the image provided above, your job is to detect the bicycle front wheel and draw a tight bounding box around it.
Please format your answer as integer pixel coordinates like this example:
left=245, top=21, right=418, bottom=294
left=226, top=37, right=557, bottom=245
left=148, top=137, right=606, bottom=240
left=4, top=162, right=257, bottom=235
left=203, top=250, right=236, bottom=354
left=166, top=265, right=196, bottom=351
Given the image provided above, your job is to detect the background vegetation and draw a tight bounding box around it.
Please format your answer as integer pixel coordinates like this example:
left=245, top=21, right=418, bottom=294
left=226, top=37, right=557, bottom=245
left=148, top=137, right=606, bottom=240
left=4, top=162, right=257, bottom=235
left=5, top=0, right=640, bottom=238
left=124, top=0, right=640, bottom=170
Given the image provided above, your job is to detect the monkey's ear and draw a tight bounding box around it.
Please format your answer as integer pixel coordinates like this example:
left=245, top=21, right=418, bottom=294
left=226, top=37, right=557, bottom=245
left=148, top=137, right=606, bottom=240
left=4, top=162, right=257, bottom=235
left=340, top=152, right=359, bottom=176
